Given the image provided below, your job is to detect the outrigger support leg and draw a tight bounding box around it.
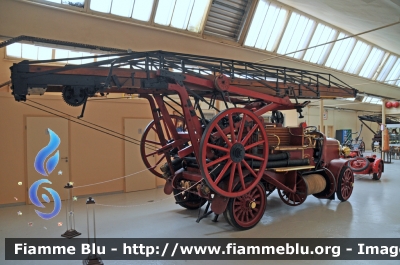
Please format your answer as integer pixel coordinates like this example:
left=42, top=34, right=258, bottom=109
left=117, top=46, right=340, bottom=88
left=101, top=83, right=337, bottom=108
left=212, top=214, right=219, bottom=223
left=77, top=97, right=88, bottom=119
left=196, top=201, right=213, bottom=223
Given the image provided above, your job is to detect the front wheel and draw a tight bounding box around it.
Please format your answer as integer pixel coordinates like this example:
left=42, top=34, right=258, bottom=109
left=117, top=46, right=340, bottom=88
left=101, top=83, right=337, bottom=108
left=372, top=161, right=383, bottom=180
left=224, top=178, right=266, bottom=230
left=336, top=166, right=354, bottom=202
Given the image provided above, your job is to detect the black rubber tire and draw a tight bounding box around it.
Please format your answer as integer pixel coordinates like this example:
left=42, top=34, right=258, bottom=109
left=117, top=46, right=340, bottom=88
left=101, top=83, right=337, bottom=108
left=173, top=189, right=207, bottom=210
left=372, top=161, right=383, bottom=180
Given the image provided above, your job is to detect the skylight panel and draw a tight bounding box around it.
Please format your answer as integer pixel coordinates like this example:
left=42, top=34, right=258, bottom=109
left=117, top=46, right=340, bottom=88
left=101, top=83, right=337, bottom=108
left=131, top=0, right=155, bottom=21
left=377, top=55, right=397, bottom=81
left=277, top=12, right=316, bottom=59
left=21, top=44, right=38, bottom=60
left=362, top=96, right=382, bottom=105
left=343, top=40, right=371, bottom=74
left=244, top=0, right=288, bottom=51
left=91, top=0, right=112, bottom=13
left=154, top=0, right=175, bottom=26
left=325, top=33, right=356, bottom=70
left=385, top=58, right=400, bottom=85
left=90, top=0, right=154, bottom=21
left=170, top=0, right=193, bottom=29
left=358, top=47, right=385, bottom=79
left=187, top=0, right=209, bottom=32
left=111, top=0, right=135, bottom=17
left=6, top=43, right=22, bottom=58
left=154, top=0, right=210, bottom=33
left=303, top=23, right=337, bottom=64
left=42, top=0, right=85, bottom=8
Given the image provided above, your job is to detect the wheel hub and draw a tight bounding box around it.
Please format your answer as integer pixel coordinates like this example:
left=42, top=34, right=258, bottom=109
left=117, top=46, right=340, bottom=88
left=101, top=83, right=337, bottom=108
left=230, top=143, right=245, bottom=163
left=249, top=201, right=256, bottom=209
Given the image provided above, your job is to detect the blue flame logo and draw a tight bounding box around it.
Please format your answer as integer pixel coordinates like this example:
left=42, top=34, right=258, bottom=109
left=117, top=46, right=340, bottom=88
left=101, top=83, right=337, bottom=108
left=34, top=128, right=60, bottom=176
left=29, top=128, right=62, bottom=220
left=29, top=179, right=61, bottom=220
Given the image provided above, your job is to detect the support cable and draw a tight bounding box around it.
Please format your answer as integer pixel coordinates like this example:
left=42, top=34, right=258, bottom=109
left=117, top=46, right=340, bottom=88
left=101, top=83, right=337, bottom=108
left=22, top=102, right=159, bottom=151
left=26, top=99, right=156, bottom=150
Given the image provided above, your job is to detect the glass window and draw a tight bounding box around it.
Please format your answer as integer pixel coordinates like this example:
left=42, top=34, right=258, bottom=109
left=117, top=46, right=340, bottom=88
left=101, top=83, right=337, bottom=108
left=325, top=32, right=356, bottom=70
left=385, top=58, right=400, bottom=85
left=21, top=44, right=38, bottom=60
left=377, top=55, right=397, bottom=81
left=37, top=47, right=53, bottom=60
left=343, top=40, right=371, bottom=74
left=362, top=96, right=382, bottom=105
left=359, top=47, right=385, bottom=79
left=303, top=23, right=337, bottom=64
left=61, top=0, right=84, bottom=7
left=6, top=43, right=22, bottom=58
left=55, top=48, right=69, bottom=63
left=244, top=0, right=288, bottom=52
left=68, top=51, right=83, bottom=64
left=277, top=12, right=316, bottom=59
left=81, top=52, right=95, bottom=64
left=154, top=0, right=210, bottom=33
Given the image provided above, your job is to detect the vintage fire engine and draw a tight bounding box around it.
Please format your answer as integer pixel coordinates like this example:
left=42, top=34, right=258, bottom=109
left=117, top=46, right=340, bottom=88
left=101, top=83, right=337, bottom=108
left=10, top=50, right=357, bottom=230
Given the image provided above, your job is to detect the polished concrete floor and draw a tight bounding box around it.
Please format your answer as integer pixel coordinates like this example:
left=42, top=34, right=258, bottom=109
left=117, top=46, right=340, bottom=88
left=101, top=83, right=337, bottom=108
left=1, top=153, right=399, bottom=265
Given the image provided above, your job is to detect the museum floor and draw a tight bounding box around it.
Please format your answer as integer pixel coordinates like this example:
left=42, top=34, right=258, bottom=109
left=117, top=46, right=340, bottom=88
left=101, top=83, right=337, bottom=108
left=1, top=153, right=399, bottom=265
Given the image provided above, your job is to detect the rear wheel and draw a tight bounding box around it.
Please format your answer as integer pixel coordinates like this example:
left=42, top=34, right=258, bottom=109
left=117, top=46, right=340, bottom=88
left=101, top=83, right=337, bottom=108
left=277, top=175, right=307, bottom=206
left=140, top=115, right=186, bottom=178
left=224, top=178, right=266, bottom=230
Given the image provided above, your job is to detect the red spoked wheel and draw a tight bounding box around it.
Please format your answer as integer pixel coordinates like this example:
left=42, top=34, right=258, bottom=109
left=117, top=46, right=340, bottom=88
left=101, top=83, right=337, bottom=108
left=277, top=175, right=307, bottom=206
left=336, top=166, right=354, bottom=201
left=372, top=161, right=383, bottom=180
left=223, top=178, right=266, bottom=230
left=347, top=157, right=370, bottom=172
left=140, top=115, right=186, bottom=178
left=199, top=108, right=268, bottom=198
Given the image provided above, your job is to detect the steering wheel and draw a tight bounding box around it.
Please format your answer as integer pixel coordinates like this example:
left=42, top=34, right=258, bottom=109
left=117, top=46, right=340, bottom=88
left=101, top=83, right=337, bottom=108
left=304, top=126, right=317, bottom=133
